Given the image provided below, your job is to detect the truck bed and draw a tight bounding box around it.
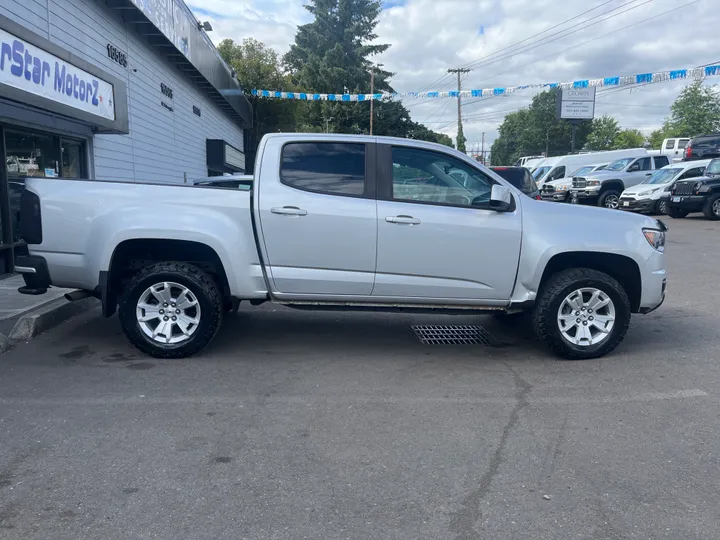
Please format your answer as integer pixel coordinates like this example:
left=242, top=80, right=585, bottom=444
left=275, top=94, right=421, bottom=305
left=23, top=178, right=265, bottom=295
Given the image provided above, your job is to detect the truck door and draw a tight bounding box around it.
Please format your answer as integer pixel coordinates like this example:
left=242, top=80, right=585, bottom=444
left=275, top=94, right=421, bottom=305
left=373, top=144, right=522, bottom=301
left=256, top=139, right=377, bottom=296
left=625, top=157, right=653, bottom=187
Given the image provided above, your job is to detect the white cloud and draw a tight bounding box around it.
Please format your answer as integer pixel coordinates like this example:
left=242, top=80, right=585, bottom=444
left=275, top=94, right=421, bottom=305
left=191, top=0, right=720, bottom=151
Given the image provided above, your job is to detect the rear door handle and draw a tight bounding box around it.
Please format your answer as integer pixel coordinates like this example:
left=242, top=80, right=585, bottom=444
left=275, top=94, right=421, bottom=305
left=271, top=206, right=308, bottom=216
left=386, top=215, right=421, bottom=225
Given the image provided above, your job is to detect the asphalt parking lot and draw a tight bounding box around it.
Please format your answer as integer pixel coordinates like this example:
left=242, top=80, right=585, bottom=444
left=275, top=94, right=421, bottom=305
left=1, top=215, right=720, bottom=540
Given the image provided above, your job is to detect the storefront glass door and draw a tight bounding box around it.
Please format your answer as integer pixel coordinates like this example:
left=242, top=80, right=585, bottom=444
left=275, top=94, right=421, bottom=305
left=0, top=125, right=87, bottom=276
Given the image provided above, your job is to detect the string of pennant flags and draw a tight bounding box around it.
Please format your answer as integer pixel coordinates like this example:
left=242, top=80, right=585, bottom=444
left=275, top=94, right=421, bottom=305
left=250, top=64, right=720, bottom=102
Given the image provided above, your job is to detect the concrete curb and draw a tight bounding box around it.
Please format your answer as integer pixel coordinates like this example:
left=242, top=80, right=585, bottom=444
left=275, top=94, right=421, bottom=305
left=2, top=296, right=99, bottom=349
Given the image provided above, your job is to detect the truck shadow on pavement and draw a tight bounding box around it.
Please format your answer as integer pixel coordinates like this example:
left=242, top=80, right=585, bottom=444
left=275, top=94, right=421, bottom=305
left=47, top=302, right=718, bottom=367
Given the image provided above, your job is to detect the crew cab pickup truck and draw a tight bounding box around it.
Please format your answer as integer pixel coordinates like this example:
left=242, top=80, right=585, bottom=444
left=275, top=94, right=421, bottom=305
left=16, top=134, right=667, bottom=360
left=569, top=155, right=670, bottom=208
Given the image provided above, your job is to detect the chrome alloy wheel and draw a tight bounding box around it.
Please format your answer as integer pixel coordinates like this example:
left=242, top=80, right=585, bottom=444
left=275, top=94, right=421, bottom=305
left=713, top=198, right=720, bottom=217
left=136, top=282, right=201, bottom=344
left=557, top=288, right=616, bottom=347
left=604, top=194, right=619, bottom=209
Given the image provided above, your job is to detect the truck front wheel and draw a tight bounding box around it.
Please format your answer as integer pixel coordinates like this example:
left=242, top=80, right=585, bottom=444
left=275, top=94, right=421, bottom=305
left=119, top=262, right=224, bottom=358
left=598, top=190, right=620, bottom=209
left=702, top=194, right=720, bottom=220
left=532, top=268, right=631, bottom=360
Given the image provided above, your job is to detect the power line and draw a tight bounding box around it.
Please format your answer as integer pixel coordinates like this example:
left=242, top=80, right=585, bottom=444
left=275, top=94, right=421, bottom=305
left=475, top=0, right=700, bottom=88
left=461, top=0, right=640, bottom=71
left=414, top=0, right=618, bottom=95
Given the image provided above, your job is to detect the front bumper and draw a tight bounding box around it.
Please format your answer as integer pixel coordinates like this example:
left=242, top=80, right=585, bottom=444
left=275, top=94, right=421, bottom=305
left=668, top=194, right=705, bottom=212
left=640, top=278, right=666, bottom=314
left=619, top=197, right=657, bottom=213
left=14, top=255, right=51, bottom=295
left=541, top=190, right=570, bottom=202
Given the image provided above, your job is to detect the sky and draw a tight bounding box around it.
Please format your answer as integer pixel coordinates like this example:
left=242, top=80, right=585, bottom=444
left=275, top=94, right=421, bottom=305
left=187, top=0, right=719, bottom=152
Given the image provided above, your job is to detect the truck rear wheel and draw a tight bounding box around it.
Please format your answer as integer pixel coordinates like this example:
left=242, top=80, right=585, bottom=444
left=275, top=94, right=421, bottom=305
left=702, top=194, right=720, bottom=220
left=119, top=262, right=224, bottom=358
left=532, top=268, right=631, bottom=360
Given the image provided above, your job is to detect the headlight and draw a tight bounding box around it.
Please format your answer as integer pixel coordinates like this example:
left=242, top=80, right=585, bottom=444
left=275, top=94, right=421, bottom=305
left=556, top=184, right=569, bottom=191
left=645, top=188, right=660, bottom=195
left=643, top=229, right=665, bottom=253
left=693, top=182, right=703, bottom=192
left=586, top=180, right=601, bottom=186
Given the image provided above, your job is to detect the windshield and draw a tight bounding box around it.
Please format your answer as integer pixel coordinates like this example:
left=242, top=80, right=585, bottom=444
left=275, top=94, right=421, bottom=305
left=532, top=166, right=550, bottom=179
left=707, top=160, right=720, bottom=175
left=571, top=166, right=594, bottom=176
left=644, top=168, right=681, bottom=185
left=606, top=157, right=634, bottom=171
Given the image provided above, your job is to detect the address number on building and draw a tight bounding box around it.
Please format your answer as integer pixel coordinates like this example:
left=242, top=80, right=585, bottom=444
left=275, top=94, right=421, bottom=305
left=106, top=43, right=127, bottom=68
left=161, top=83, right=173, bottom=99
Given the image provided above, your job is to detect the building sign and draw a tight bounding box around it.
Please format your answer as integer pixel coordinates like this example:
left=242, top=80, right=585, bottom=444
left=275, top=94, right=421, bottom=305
left=106, top=43, right=127, bottom=68
left=557, top=87, right=596, bottom=120
left=0, top=28, right=116, bottom=121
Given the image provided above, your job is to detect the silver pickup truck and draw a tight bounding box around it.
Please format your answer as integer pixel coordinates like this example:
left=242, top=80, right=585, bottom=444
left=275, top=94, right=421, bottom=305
left=15, top=134, right=667, bottom=360
left=570, top=155, right=671, bottom=208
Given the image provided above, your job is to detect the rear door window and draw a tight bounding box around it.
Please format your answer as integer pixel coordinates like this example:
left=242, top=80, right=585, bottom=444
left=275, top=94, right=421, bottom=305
left=678, top=139, right=689, bottom=149
left=281, top=142, right=366, bottom=196
left=654, top=156, right=670, bottom=168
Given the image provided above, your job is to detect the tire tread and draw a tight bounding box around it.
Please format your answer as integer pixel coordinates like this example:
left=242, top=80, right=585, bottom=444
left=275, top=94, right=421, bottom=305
left=531, top=268, right=631, bottom=360
left=119, top=262, right=224, bottom=359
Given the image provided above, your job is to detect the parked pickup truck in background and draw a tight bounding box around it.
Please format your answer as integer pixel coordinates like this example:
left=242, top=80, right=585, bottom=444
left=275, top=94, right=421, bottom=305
left=570, top=155, right=670, bottom=208
left=16, top=134, right=667, bottom=360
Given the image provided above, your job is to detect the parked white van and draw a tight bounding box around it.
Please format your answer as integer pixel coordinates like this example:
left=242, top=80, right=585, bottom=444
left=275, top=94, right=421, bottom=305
left=530, top=157, right=561, bottom=186
left=534, top=148, right=649, bottom=187
left=515, top=155, right=544, bottom=167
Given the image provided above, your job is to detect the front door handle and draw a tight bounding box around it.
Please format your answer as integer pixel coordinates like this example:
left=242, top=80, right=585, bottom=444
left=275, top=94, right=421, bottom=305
left=271, top=206, right=308, bottom=216
left=386, top=215, right=421, bottom=225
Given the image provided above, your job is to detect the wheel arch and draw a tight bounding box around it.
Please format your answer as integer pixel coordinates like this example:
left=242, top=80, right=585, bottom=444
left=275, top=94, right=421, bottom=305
left=539, top=251, right=642, bottom=313
left=600, top=180, right=625, bottom=194
left=104, top=239, right=230, bottom=318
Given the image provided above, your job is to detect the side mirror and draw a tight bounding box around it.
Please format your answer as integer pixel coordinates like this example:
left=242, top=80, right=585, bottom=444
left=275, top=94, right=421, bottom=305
left=628, top=164, right=640, bottom=172
left=489, top=184, right=513, bottom=212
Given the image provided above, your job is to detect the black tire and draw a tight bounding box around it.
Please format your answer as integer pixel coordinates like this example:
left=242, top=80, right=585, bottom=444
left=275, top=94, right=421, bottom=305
left=598, top=190, right=621, bottom=209
left=667, top=206, right=689, bottom=218
left=531, top=268, right=631, bottom=360
left=119, top=262, right=224, bottom=358
left=702, top=194, right=720, bottom=220
left=656, top=199, right=669, bottom=216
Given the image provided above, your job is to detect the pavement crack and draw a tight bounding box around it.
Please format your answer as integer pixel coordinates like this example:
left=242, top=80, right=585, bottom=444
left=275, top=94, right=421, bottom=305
left=448, top=363, right=532, bottom=540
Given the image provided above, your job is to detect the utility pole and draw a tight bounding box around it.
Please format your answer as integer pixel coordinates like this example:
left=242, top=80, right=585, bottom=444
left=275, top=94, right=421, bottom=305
left=448, top=68, right=471, bottom=152
left=369, top=63, right=383, bottom=136
left=481, top=132, right=485, bottom=164
left=324, top=117, right=333, bottom=133
left=545, top=129, right=550, bottom=157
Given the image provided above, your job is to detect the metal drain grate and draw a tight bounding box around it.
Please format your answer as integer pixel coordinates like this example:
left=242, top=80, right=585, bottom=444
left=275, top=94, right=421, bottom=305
left=412, top=325, right=493, bottom=345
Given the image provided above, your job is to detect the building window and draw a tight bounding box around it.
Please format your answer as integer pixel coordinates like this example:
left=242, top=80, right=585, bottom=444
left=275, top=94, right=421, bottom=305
left=0, top=125, right=88, bottom=274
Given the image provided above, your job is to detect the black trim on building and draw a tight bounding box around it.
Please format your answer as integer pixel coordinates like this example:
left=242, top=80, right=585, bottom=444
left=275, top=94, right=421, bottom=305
left=106, top=0, right=253, bottom=128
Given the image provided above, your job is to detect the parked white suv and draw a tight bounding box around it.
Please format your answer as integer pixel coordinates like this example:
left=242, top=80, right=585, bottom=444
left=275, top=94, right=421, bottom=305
left=619, top=160, right=710, bottom=215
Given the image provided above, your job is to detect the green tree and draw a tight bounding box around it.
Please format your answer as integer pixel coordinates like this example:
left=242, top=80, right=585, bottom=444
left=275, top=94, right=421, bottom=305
left=584, top=115, right=620, bottom=151
left=612, top=128, right=646, bottom=149
left=647, top=128, right=669, bottom=149
left=664, top=81, right=720, bottom=137
left=283, top=0, right=448, bottom=143
left=217, top=38, right=297, bottom=171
